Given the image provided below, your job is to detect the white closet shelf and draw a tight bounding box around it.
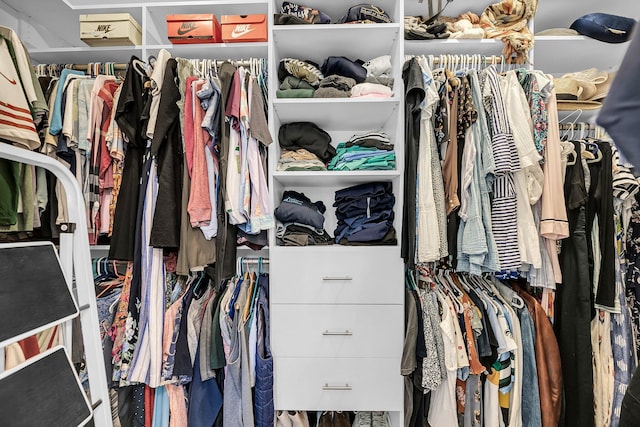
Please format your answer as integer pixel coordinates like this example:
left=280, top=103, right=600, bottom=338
left=145, top=43, right=268, bottom=60
left=404, top=38, right=505, bottom=56
left=534, top=35, right=588, bottom=41
left=533, top=36, right=630, bottom=73
left=273, top=24, right=401, bottom=63
left=29, top=46, right=142, bottom=64
left=272, top=170, right=400, bottom=187
left=273, top=98, right=400, bottom=130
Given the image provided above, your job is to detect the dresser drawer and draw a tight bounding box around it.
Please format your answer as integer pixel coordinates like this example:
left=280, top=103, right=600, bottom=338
left=274, top=357, right=403, bottom=411
left=270, top=304, right=403, bottom=358
left=269, top=247, right=403, bottom=305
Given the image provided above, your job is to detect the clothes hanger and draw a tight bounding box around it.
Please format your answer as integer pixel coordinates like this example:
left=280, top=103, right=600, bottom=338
left=405, top=268, right=418, bottom=291
left=192, top=271, right=210, bottom=299
left=566, top=145, right=578, bottom=165
left=586, top=142, right=603, bottom=163
left=559, top=109, right=583, bottom=141
left=132, top=58, right=148, bottom=78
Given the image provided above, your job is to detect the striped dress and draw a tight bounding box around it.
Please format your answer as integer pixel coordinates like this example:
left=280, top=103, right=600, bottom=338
left=481, top=66, right=521, bottom=272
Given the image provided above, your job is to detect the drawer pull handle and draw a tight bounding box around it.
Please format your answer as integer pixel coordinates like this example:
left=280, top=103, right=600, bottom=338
left=322, top=276, right=353, bottom=281
left=322, top=383, right=352, bottom=391
left=322, top=330, right=353, bottom=336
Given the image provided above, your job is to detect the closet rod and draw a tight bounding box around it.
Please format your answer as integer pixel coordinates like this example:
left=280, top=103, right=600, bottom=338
left=69, top=63, right=128, bottom=71
left=34, top=63, right=129, bottom=71
left=558, top=123, right=599, bottom=131
left=36, top=59, right=263, bottom=71
left=241, top=258, right=269, bottom=265
left=428, top=55, right=505, bottom=64
left=187, top=58, right=265, bottom=67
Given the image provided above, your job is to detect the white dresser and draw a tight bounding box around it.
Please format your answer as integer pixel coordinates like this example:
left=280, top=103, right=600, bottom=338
left=270, top=246, right=405, bottom=418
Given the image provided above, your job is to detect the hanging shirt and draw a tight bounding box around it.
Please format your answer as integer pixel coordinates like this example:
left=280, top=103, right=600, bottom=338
left=482, top=66, right=521, bottom=272
left=0, top=38, right=41, bottom=150
left=415, top=57, right=442, bottom=263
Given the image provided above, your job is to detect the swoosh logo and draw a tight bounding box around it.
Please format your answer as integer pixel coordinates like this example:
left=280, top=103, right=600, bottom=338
left=177, top=25, right=197, bottom=36
left=231, top=26, right=254, bottom=39
left=0, top=71, right=16, bottom=85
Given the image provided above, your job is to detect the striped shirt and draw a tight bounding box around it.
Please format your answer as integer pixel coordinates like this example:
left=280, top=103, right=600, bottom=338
left=0, top=38, right=39, bottom=150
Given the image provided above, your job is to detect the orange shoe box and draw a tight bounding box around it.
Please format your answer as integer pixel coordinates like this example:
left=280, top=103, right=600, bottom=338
left=166, top=14, right=222, bottom=44
left=220, top=14, right=268, bottom=43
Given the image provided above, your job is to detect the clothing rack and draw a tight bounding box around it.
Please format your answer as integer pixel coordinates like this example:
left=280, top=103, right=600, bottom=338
left=66, top=63, right=128, bottom=71
left=34, top=58, right=267, bottom=78
left=242, top=257, right=269, bottom=265
left=405, top=54, right=511, bottom=73
left=558, top=122, right=599, bottom=131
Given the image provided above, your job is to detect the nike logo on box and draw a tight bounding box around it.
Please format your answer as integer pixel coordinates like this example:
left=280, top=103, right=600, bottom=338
left=231, top=24, right=254, bottom=39
left=177, top=23, right=198, bottom=36
left=0, top=71, right=16, bottom=85
left=96, top=24, right=113, bottom=33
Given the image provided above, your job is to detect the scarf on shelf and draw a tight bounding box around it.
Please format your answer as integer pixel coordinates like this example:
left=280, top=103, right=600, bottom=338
left=480, top=0, right=538, bottom=64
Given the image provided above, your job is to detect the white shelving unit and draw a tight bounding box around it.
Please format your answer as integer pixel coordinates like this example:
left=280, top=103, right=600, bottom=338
left=267, top=1, right=405, bottom=425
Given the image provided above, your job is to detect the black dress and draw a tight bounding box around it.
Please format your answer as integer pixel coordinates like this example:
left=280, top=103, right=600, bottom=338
left=109, top=56, right=150, bottom=261
left=150, top=58, right=182, bottom=249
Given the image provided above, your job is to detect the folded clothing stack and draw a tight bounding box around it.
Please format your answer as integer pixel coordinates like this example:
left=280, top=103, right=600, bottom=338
left=328, top=131, right=395, bottom=171
left=314, top=75, right=356, bottom=98
left=277, top=55, right=393, bottom=98
left=404, top=16, right=449, bottom=40
left=277, top=75, right=316, bottom=98
left=277, top=1, right=332, bottom=24
left=277, top=58, right=324, bottom=98
left=275, top=191, right=333, bottom=246
left=363, top=55, right=394, bottom=88
left=441, top=12, right=485, bottom=39
left=333, top=181, right=397, bottom=245
left=277, top=148, right=327, bottom=171
left=278, top=122, right=335, bottom=168
left=275, top=2, right=392, bottom=26
left=338, top=4, right=393, bottom=24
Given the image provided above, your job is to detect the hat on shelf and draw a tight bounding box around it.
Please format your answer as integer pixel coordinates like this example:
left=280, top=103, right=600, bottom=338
left=554, top=77, right=602, bottom=111
left=535, top=28, right=580, bottom=37
left=570, top=13, right=637, bottom=43
left=561, top=67, right=616, bottom=101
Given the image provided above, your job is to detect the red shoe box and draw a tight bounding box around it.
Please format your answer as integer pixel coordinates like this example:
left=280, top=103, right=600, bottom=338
left=167, top=14, right=222, bottom=44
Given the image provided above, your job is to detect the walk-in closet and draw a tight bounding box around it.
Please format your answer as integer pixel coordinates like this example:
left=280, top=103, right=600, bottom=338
left=1, top=0, right=640, bottom=426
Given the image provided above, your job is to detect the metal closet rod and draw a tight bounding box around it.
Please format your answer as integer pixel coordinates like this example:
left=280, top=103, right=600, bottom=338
left=67, top=63, right=128, bottom=70
left=241, top=258, right=269, bottom=265
left=558, top=122, right=599, bottom=131
left=36, top=58, right=264, bottom=71
left=429, top=55, right=505, bottom=64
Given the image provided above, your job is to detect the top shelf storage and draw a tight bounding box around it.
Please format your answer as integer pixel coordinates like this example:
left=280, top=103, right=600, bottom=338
left=144, top=1, right=267, bottom=45
left=270, top=0, right=401, bottom=23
